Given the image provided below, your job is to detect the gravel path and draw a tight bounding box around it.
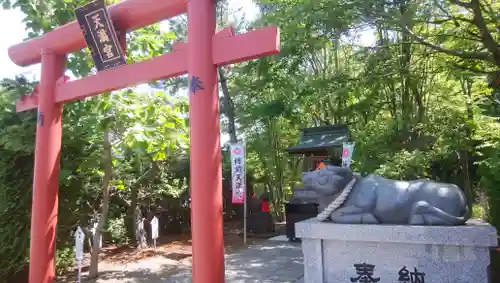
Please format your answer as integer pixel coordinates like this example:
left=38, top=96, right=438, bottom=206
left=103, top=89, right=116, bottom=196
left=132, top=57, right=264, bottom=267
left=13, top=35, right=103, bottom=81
left=81, top=241, right=304, bottom=283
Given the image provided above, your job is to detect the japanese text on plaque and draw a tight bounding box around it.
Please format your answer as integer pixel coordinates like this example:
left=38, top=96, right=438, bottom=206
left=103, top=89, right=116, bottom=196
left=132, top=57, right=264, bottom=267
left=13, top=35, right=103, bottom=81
left=85, top=9, right=121, bottom=62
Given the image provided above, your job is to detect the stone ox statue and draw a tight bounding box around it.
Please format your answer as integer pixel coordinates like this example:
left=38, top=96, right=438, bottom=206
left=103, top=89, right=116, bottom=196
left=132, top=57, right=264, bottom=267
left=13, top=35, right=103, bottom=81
left=302, top=166, right=470, bottom=225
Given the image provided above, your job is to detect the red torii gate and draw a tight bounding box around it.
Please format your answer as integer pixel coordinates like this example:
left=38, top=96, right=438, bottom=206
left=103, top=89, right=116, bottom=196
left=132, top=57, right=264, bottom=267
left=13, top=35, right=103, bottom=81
left=8, top=0, right=280, bottom=282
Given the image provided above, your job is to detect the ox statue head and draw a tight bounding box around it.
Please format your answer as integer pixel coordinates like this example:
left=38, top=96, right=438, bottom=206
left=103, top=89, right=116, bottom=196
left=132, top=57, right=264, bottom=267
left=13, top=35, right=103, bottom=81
left=302, top=165, right=354, bottom=196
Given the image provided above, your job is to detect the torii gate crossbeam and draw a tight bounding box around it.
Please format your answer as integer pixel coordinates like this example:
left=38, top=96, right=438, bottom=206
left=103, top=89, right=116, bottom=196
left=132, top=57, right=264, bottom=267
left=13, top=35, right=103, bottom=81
left=8, top=0, right=280, bottom=282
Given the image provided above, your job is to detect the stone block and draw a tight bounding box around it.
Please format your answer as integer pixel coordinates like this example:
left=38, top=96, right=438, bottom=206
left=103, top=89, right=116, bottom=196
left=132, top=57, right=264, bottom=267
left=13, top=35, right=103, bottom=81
left=296, top=218, right=498, bottom=283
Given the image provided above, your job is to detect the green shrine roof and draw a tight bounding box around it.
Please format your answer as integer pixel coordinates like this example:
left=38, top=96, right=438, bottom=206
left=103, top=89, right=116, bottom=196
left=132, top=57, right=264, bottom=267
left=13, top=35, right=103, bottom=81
left=287, top=125, right=350, bottom=154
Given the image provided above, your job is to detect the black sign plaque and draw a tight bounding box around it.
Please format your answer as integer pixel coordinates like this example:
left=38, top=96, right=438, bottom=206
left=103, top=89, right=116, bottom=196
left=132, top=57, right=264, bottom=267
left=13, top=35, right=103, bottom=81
left=75, top=0, right=126, bottom=72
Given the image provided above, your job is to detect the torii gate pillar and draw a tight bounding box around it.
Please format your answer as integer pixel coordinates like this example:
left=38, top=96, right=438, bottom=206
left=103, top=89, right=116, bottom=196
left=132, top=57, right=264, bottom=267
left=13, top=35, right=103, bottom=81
left=29, top=50, right=66, bottom=282
left=188, top=0, right=224, bottom=282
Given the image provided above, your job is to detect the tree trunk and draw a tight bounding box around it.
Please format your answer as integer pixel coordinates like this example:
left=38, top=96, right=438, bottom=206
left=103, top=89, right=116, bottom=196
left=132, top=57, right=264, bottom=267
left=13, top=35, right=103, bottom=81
left=135, top=207, right=147, bottom=249
left=219, top=67, right=238, bottom=143
left=460, top=77, right=474, bottom=209
left=127, top=184, right=139, bottom=241
left=126, top=162, right=159, bottom=245
left=399, top=0, right=413, bottom=127
left=88, top=130, right=114, bottom=279
left=377, top=25, right=399, bottom=127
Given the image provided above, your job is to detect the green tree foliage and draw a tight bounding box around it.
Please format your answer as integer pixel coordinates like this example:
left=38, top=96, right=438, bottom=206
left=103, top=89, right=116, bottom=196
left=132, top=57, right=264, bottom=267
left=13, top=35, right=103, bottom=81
left=227, top=0, right=500, bottom=225
left=0, top=76, right=36, bottom=280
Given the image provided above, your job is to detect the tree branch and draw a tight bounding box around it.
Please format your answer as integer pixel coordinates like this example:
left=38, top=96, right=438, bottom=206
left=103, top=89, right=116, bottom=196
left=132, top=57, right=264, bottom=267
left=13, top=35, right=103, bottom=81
left=404, top=27, right=493, bottom=62
left=434, top=0, right=472, bottom=26
left=479, top=1, right=500, bottom=35
left=416, top=32, right=483, bottom=42
left=415, top=17, right=473, bottom=25
left=448, top=0, right=473, bottom=9
left=469, top=0, right=500, bottom=65
left=452, top=63, right=496, bottom=74
left=487, top=94, right=500, bottom=106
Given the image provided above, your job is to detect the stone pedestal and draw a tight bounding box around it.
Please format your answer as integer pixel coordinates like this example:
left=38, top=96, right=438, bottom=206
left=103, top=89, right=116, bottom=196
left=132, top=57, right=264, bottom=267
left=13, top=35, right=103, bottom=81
left=296, top=218, right=498, bottom=283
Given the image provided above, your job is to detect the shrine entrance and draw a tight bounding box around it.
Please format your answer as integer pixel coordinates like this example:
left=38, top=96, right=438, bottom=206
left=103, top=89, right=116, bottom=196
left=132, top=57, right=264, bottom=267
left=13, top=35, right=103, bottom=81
left=287, top=125, right=350, bottom=171
left=7, top=0, right=280, bottom=282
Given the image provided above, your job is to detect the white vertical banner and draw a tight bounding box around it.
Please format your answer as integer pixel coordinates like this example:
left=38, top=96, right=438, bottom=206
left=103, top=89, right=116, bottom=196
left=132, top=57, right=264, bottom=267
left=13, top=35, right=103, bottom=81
left=342, top=142, right=355, bottom=168
left=230, top=143, right=246, bottom=204
left=151, top=216, right=159, bottom=252
left=230, top=142, right=247, bottom=245
left=74, top=226, right=85, bottom=283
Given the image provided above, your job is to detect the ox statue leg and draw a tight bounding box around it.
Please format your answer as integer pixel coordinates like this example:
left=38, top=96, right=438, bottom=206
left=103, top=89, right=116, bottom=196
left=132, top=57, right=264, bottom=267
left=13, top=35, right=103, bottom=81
left=409, top=201, right=455, bottom=225
left=330, top=205, right=380, bottom=224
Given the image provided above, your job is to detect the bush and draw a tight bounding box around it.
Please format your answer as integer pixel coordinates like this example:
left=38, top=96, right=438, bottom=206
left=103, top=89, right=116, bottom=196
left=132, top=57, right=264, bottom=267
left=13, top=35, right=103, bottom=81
left=107, top=216, right=128, bottom=244
left=56, top=247, right=75, bottom=276
left=0, top=154, right=33, bottom=281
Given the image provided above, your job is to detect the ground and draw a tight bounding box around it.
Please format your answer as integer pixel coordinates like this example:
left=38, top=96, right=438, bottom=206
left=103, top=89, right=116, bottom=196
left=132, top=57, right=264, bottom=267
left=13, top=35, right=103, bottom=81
left=59, top=223, right=304, bottom=282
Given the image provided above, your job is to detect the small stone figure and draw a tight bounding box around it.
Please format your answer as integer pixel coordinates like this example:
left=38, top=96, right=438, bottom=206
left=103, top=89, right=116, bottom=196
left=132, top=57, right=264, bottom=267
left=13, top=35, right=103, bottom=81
left=350, top=263, right=380, bottom=283
left=303, top=166, right=470, bottom=225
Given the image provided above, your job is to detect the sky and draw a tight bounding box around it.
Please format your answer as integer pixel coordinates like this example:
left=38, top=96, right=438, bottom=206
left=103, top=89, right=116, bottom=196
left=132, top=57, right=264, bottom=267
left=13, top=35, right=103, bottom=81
left=0, top=8, right=40, bottom=80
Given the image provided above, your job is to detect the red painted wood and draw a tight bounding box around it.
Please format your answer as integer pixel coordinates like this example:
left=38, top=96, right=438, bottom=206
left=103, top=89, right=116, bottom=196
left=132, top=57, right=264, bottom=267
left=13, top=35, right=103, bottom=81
left=15, top=27, right=280, bottom=112
left=8, top=0, right=187, bottom=67
left=216, top=26, right=236, bottom=38
left=56, top=46, right=187, bottom=104
left=187, top=0, right=224, bottom=282
left=213, top=27, right=280, bottom=66
left=117, top=29, right=127, bottom=56
left=29, top=49, right=65, bottom=283
left=16, top=93, right=38, bottom=112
